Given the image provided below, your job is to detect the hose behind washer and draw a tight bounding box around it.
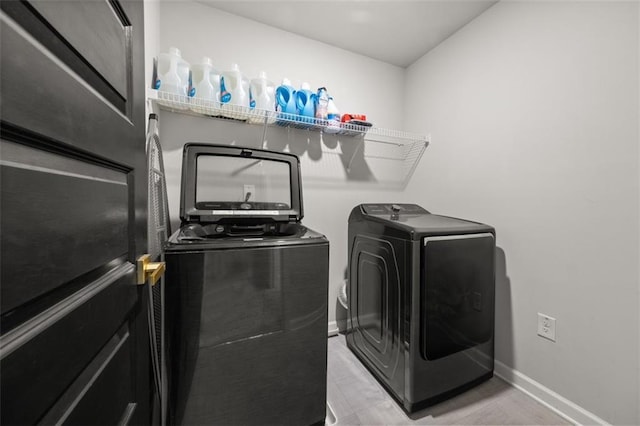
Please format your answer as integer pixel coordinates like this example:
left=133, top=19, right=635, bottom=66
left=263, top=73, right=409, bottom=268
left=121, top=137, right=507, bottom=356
left=338, top=280, right=348, bottom=310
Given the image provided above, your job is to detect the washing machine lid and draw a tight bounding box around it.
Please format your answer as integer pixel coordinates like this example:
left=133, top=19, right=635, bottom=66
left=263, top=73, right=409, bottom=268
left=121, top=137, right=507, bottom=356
left=351, top=204, right=494, bottom=237
left=179, top=143, right=303, bottom=223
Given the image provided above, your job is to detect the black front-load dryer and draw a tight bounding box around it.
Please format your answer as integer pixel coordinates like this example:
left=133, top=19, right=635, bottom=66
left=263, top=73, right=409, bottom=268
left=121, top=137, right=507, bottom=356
left=346, top=203, right=495, bottom=413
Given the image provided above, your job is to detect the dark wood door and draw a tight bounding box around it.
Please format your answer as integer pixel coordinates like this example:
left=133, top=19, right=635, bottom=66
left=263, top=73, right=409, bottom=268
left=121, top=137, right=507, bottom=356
left=0, top=1, right=150, bottom=424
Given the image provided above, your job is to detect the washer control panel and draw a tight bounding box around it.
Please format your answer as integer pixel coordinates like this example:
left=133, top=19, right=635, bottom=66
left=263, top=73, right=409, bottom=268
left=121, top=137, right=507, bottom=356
left=361, top=203, right=429, bottom=216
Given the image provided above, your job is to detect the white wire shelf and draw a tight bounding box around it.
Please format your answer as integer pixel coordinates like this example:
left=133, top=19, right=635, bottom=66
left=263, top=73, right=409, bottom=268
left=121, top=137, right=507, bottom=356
left=147, top=89, right=429, bottom=188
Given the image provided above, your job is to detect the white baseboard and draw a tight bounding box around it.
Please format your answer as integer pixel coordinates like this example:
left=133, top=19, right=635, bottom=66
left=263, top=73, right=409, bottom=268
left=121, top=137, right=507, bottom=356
left=327, top=321, right=339, bottom=337
left=494, top=360, right=609, bottom=426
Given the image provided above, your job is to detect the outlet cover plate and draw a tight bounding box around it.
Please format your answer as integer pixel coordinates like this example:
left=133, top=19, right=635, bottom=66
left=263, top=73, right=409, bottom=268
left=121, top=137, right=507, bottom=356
left=537, top=313, right=556, bottom=342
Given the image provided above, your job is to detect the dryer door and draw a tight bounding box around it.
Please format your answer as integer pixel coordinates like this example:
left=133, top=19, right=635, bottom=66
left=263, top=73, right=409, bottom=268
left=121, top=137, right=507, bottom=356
left=421, top=233, right=495, bottom=361
left=349, top=235, right=402, bottom=381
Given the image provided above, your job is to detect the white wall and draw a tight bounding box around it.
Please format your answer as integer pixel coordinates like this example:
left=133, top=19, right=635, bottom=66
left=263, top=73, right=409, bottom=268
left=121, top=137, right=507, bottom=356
left=155, top=1, right=411, bottom=332
left=404, top=1, right=639, bottom=424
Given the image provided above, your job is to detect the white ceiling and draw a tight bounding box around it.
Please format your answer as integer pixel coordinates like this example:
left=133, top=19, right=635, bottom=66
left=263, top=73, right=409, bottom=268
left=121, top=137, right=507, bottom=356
left=199, top=1, right=498, bottom=68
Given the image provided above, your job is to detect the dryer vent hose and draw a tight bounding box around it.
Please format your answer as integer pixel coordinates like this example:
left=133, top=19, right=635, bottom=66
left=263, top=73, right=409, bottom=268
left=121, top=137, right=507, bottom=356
left=338, top=280, right=348, bottom=310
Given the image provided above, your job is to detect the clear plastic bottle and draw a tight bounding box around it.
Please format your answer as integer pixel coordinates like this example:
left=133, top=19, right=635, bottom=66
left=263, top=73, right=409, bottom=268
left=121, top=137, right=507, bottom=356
left=155, top=47, right=190, bottom=100
left=314, top=87, right=329, bottom=120
left=220, top=63, right=250, bottom=119
left=325, top=96, right=341, bottom=133
left=248, top=71, right=275, bottom=124
left=190, top=56, right=220, bottom=114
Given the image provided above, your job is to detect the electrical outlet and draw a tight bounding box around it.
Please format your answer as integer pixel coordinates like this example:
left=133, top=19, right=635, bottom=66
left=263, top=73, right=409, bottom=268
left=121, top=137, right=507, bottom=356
left=537, top=313, right=556, bottom=342
left=243, top=184, right=255, bottom=202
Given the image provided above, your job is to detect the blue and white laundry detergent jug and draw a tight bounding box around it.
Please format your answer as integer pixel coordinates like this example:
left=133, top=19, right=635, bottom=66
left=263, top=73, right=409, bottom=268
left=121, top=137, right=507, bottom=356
left=275, top=78, right=297, bottom=124
left=219, top=63, right=250, bottom=120
left=295, top=82, right=315, bottom=126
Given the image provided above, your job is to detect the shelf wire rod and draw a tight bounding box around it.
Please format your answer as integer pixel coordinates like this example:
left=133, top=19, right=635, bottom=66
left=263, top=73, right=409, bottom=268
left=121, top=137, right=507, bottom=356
left=261, top=111, right=269, bottom=149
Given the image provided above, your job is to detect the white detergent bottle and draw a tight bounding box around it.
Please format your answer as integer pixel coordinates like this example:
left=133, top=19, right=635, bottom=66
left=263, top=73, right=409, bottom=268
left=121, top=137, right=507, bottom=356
left=220, top=63, right=250, bottom=119
left=190, top=56, right=221, bottom=114
left=248, top=71, right=275, bottom=124
left=155, top=47, right=190, bottom=102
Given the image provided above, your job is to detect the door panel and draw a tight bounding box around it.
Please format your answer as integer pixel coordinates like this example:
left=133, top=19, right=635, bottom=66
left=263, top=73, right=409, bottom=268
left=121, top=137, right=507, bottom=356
left=1, top=265, right=136, bottom=425
left=28, top=0, right=130, bottom=99
left=349, top=235, right=401, bottom=380
left=0, top=6, right=134, bottom=158
left=421, top=234, right=495, bottom=361
left=0, top=0, right=149, bottom=424
left=165, top=244, right=329, bottom=426
left=40, top=324, right=135, bottom=426
left=1, top=140, right=129, bottom=314
left=357, top=253, right=385, bottom=344
left=1, top=1, right=130, bottom=115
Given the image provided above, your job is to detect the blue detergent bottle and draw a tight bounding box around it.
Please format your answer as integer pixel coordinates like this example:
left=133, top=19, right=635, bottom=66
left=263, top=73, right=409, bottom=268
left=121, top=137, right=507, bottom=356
left=295, top=82, right=315, bottom=124
left=275, top=78, right=297, bottom=117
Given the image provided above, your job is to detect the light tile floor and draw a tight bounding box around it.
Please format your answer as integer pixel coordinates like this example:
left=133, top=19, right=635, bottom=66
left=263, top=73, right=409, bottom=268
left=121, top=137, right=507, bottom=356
left=327, top=335, right=571, bottom=425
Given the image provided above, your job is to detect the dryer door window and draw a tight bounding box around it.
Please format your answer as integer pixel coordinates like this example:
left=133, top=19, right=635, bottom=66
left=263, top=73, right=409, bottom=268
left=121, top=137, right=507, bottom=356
left=421, top=233, right=495, bottom=361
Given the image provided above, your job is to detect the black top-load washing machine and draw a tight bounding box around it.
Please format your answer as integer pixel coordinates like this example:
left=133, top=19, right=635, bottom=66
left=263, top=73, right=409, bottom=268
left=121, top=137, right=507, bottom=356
left=164, top=144, right=329, bottom=426
left=347, top=203, right=495, bottom=413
